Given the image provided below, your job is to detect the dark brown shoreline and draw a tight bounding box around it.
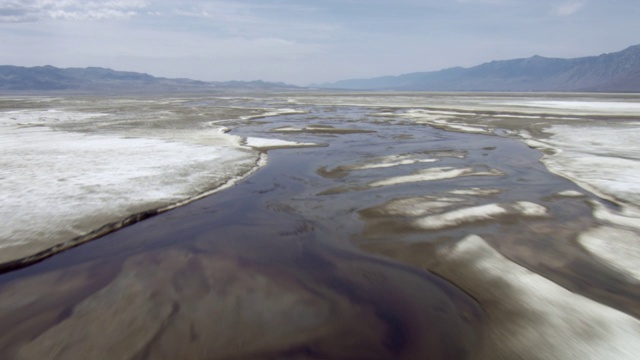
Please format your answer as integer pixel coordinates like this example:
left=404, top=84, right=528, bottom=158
left=0, top=153, right=268, bottom=275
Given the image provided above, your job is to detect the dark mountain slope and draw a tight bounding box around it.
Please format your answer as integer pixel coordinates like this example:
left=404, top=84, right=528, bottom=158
left=319, top=44, right=640, bottom=92
left=0, top=65, right=298, bottom=92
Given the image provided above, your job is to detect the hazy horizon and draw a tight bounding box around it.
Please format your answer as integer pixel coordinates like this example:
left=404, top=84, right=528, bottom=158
left=1, top=0, right=639, bottom=85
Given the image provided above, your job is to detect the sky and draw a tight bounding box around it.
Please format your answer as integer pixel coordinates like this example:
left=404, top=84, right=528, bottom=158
left=1, top=0, right=639, bottom=85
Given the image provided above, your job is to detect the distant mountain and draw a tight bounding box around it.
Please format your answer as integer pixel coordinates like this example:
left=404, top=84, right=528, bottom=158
left=317, top=44, right=640, bottom=92
left=0, top=65, right=298, bottom=93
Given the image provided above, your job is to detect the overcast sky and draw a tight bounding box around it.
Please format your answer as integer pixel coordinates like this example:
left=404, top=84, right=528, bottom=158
left=1, top=0, right=639, bottom=85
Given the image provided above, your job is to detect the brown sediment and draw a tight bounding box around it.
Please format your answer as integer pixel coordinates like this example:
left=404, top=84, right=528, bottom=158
left=0, top=259, right=124, bottom=356
left=316, top=185, right=367, bottom=195
left=429, top=235, right=640, bottom=359
left=488, top=218, right=640, bottom=319
left=0, top=209, right=159, bottom=274
left=272, top=124, right=376, bottom=134
left=0, top=219, right=484, bottom=359
left=316, top=150, right=469, bottom=180
left=316, top=165, right=351, bottom=179
left=359, top=198, right=640, bottom=320
left=360, top=228, right=640, bottom=359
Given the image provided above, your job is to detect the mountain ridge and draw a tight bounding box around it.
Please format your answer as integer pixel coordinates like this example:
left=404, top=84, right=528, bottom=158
left=3, top=44, right=640, bottom=93
left=317, top=44, right=640, bottom=92
left=0, top=65, right=298, bottom=93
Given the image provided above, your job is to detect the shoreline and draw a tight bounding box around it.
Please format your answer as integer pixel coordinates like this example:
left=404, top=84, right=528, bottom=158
left=0, top=139, right=486, bottom=358
left=0, top=98, right=323, bottom=268
left=0, top=152, right=269, bottom=273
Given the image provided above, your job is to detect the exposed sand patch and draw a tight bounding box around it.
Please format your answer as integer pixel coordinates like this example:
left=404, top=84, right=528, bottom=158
left=351, top=157, right=438, bottom=171
left=241, top=108, right=307, bottom=120
left=590, top=200, right=640, bottom=231
left=399, top=109, right=493, bottom=134
left=244, top=137, right=321, bottom=150
left=369, top=167, right=504, bottom=187
left=448, top=188, right=503, bottom=196
left=360, top=196, right=548, bottom=234
left=272, top=126, right=301, bottom=132
left=360, top=196, right=471, bottom=218
left=556, top=190, right=585, bottom=197
left=433, top=235, right=640, bottom=360
left=271, top=124, right=374, bottom=134
left=511, top=201, right=548, bottom=217
left=426, top=150, right=468, bottom=159
left=579, top=226, right=640, bottom=284
left=317, top=152, right=465, bottom=179
left=434, top=123, right=492, bottom=134
left=412, top=201, right=548, bottom=230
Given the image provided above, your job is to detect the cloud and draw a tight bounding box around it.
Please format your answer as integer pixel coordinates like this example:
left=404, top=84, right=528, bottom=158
left=0, top=1, right=37, bottom=22
left=48, top=9, right=137, bottom=20
left=552, top=1, right=585, bottom=16
left=0, top=0, right=149, bottom=22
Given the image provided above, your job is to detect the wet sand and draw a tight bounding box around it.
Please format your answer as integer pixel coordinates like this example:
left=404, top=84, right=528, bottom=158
left=2, top=93, right=640, bottom=359
left=0, top=146, right=482, bottom=359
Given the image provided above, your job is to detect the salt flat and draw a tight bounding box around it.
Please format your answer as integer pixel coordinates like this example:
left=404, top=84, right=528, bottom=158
left=1, top=93, right=639, bottom=359
left=0, top=97, right=314, bottom=265
left=327, top=93, right=640, bottom=286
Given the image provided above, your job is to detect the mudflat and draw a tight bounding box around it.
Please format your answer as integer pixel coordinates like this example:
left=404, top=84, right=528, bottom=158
left=1, top=93, right=639, bottom=359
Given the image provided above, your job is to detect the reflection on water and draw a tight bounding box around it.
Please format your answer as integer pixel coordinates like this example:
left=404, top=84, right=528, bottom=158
left=1, top=93, right=640, bottom=359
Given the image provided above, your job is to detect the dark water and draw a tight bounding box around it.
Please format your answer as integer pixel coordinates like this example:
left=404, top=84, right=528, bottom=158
left=1, top=103, right=638, bottom=359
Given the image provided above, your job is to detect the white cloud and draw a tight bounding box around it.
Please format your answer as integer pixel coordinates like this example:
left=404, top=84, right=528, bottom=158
left=0, top=0, right=149, bottom=22
left=48, top=9, right=137, bottom=20
left=35, top=0, right=149, bottom=10
left=552, top=1, right=585, bottom=16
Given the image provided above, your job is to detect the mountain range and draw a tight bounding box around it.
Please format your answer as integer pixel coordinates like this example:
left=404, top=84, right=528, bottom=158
left=2, top=44, right=640, bottom=93
left=0, top=65, right=297, bottom=93
left=317, top=44, right=640, bottom=92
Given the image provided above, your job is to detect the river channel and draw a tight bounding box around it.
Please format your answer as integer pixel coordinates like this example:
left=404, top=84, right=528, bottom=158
left=1, top=95, right=638, bottom=359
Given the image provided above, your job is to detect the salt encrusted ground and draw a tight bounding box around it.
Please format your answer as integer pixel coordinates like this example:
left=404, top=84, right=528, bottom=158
left=0, top=100, right=317, bottom=265
left=368, top=167, right=504, bottom=187
left=292, top=93, right=640, bottom=359
left=435, top=235, right=640, bottom=360
left=368, top=95, right=640, bottom=285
